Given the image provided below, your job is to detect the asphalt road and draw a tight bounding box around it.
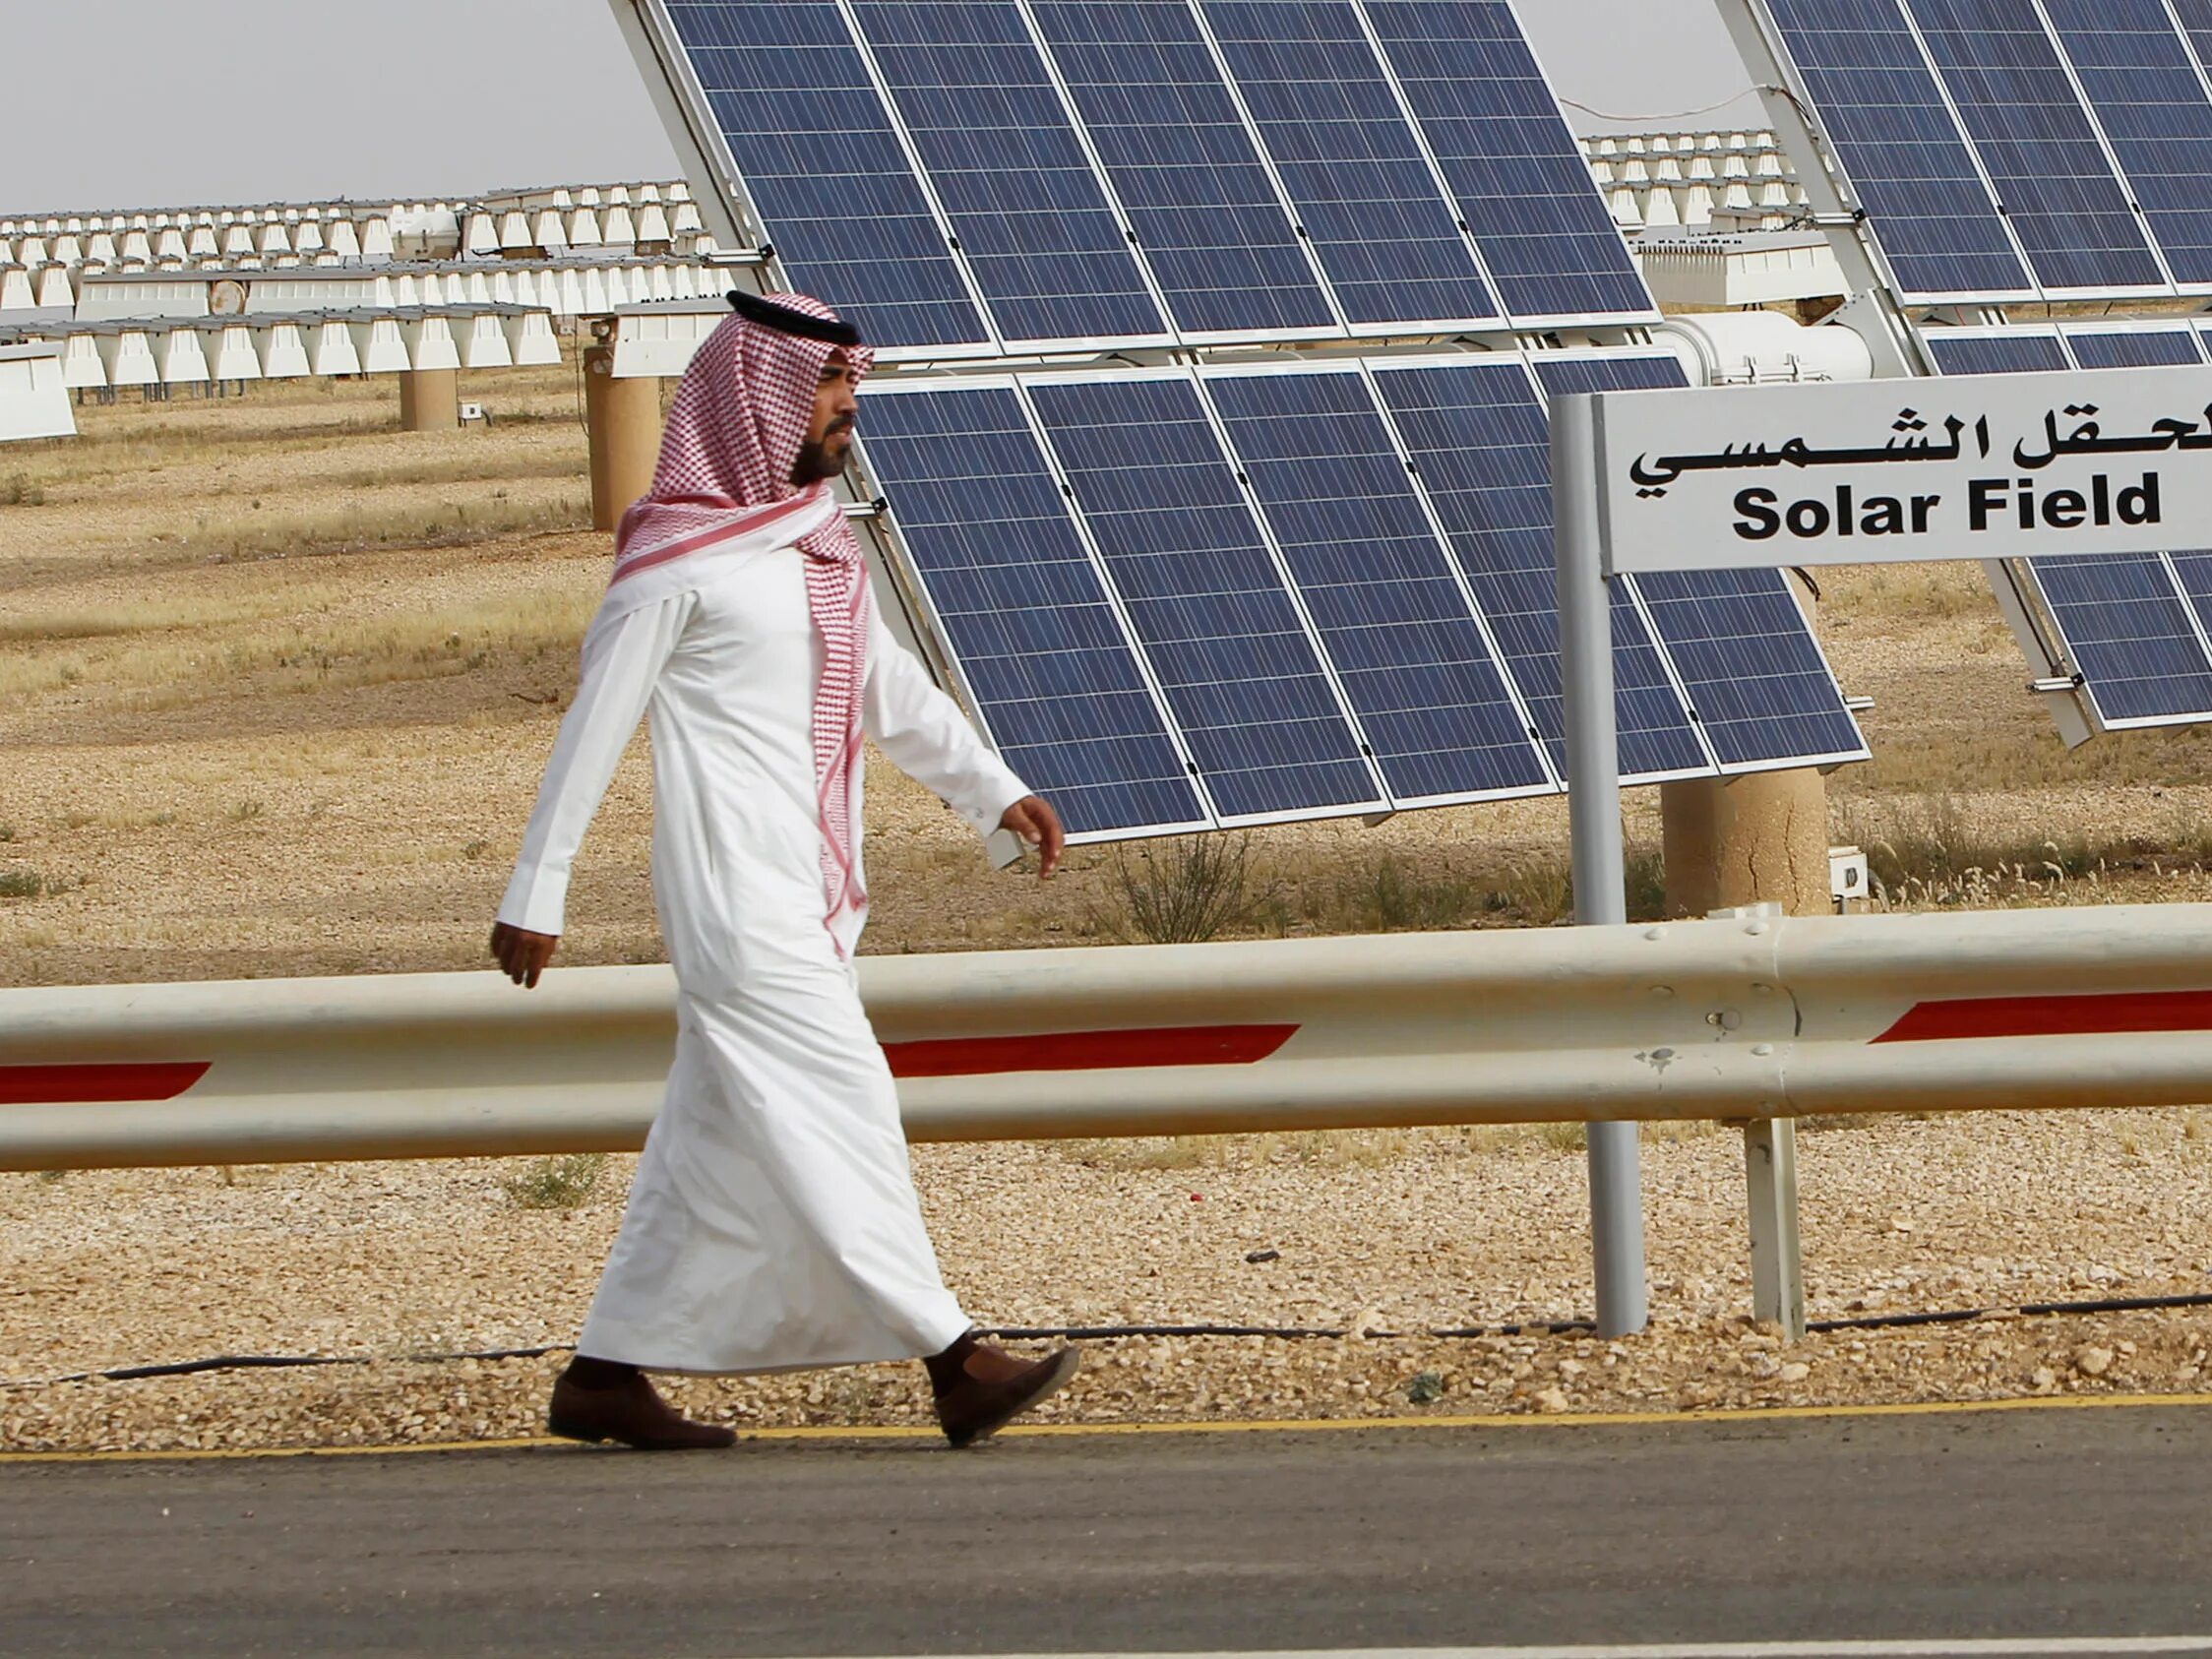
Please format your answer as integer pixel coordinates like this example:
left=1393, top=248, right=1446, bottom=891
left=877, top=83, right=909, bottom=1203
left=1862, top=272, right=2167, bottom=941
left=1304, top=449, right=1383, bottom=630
left=4, top=1406, right=2210, bottom=1658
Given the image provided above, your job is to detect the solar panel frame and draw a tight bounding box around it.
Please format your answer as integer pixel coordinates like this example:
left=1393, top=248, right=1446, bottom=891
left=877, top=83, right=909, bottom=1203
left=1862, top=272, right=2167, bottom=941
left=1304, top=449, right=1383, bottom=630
left=1897, top=0, right=2173, bottom=298
left=2038, top=0, right=2212, bottom=293
left=841, top=0, right=1184, bottom=353
left=1187, top=0, right=1510, bottom=338
left=1020, top=364, right=1394, bottom=826
left=1739, top=0, right=2041, bottom=304
left=1194, top=355, right=1559, bottom=807
left=1526, top=346, right=1872, bottom=774
left=1356, top=0, right=1662, bottom=329
left=1013, top=0, right=1344, bottom=346
left=642, top=0, right=1005, bottom=360
left=853, top=372, right=1217, bottom=838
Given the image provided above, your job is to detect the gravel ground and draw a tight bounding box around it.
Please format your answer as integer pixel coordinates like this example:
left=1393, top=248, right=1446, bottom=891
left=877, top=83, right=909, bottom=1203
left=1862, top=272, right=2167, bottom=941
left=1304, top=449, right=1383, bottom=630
left=4, top=1110, right=2208, bottom=1451
left=7, top=374, right=2212, bottom=1454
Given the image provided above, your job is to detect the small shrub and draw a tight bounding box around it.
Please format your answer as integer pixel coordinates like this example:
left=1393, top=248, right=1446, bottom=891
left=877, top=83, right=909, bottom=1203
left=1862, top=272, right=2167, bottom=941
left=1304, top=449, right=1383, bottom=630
left=0, top=824, right=13, bottom=842
left=0, top=869, right=45, bottom=900
left=1103, top=832, right=1276, bottom=944
left=1538, top=1121, right=1586, bottom=1152
left=1335, top=854, right=1478, bottom=932
left=1406, top=1371, right=1445, bottom=1404
left=501, top=1152, right=607, bottom=1211
left=0, top=474, right=47, bottom=507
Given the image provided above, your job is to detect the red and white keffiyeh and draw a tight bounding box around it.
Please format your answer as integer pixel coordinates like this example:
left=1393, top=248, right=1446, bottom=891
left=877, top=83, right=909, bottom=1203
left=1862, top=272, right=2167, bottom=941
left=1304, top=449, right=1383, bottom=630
left=608, top=292, right=878, bottom=952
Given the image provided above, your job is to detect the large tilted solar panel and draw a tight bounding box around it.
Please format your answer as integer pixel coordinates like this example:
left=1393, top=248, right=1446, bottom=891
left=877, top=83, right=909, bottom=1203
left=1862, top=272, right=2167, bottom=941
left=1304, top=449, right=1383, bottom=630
left=649, top=0, right=1653, bottom=354
left=1530, top=354, right=1869, bottom=770
left=1750, top=0, right=2212, bottom=300
left=1924, top=326, right=2212, bottom=728
left=859, top=355, right=1864, bottom=838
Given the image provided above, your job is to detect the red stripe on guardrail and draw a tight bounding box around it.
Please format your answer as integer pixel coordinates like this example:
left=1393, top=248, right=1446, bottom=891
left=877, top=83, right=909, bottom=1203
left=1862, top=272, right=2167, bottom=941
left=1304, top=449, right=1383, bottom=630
left=884, top=1023, right=1298, bottom=1078
left=0, top=1062, right=213, bottom=1105
left=1873, top=988, right=2212, bottom=1043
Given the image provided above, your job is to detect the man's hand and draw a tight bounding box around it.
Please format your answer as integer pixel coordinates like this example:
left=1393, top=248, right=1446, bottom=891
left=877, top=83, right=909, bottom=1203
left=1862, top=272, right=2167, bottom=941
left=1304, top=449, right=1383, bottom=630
left=998, top=795, right=1064, bottom=879
left=490, top=921, right=560, bottom=989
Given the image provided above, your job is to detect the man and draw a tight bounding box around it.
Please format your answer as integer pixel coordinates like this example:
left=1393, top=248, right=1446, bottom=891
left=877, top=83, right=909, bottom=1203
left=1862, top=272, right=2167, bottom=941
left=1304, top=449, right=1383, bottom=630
left=490, top=289, right=1076, bottom=1451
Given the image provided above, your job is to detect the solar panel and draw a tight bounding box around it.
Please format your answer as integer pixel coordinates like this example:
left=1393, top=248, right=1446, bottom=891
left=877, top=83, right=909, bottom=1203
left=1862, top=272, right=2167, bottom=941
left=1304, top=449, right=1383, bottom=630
left=1366, top=356, right=1712, bottom=781
left=1356, top=0, right=1656, bottom=323
left=2173, top=0, right=2212, bottom=75
left=1020, top=0, right=1339, bottom=339
left=660, top=1, right=992, bottom=348
left=1193, top=1, right=1505, bottom=332
left=1755, top=0, right=2033, bottom=301
left=856, top=380, right=1210, bottom=835
left=1927, top=325, right=2212, bottom=729
left=2060, top=324, right=2205, bottom=368
left=1897, top=0, right=2166, bottom=295
left=2039, top=0, right=2212, bottom=290
left=844, top=0, right=1172, bottom=348
left=1921, top=328, right=2070, bottom=376
left=1024, top=373, right=1387, bottom=821
left=1200, top=364, right=1550, bottom=802
left=1532, top=354, right=1868, bottom=770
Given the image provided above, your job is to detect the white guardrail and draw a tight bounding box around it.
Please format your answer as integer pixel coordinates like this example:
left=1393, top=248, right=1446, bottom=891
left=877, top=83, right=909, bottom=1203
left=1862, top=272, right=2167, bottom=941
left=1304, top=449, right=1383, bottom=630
left=6, top=904, right=2210, bottom=1334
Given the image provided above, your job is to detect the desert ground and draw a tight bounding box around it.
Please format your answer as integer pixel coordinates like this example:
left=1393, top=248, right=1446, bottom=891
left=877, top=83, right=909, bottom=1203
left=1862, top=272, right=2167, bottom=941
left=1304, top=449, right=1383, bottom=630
left=2, top=355, right=2208, bottom=1451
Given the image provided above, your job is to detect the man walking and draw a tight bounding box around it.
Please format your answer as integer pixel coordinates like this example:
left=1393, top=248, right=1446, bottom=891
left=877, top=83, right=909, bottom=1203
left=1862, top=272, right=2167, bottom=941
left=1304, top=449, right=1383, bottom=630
left=490, top=290, right=1076, bottom=1450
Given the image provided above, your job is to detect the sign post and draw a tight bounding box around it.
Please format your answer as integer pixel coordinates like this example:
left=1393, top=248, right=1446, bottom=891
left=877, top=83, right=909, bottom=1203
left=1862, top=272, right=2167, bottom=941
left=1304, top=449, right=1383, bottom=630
left=1551, top=361, right=2212, bottom=1336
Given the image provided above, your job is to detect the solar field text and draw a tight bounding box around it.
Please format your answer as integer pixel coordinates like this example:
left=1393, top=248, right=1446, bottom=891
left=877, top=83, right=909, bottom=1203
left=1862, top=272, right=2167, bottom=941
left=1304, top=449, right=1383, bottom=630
left=1732, top=473, right=2162, bottom=542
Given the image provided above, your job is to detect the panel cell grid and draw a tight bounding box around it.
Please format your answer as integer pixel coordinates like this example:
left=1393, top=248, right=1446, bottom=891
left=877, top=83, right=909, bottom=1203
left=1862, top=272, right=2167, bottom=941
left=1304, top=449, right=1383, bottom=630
left=663, top=1, right=990, bottom=347
left=2040, top=0, right=2212, bottom=289
left=2061, top=327, right=2205, bottom=368
left=1369, top=357, right=1709, bottom=781
left=1759, top=0, right=2032, bottom=299
left=846, top=0, right=1167, bottom=345
left=1900, top=0, right=2166, bottom=293
left=1020, top=0, right=1339, bottom=338
left=1534, top=354, right=1867, bottom=769
left=1922, top=329, right=2069, bottom=375
left=1195, top=0, right=1503, bottom=330
left=858, top=384, right=1207, bottom=833
left=1202, top=368, right=1548, bottom=801
left=1026, top=376, right=1384, bottom=819
left=1359, top=0, right=1654, bottom=322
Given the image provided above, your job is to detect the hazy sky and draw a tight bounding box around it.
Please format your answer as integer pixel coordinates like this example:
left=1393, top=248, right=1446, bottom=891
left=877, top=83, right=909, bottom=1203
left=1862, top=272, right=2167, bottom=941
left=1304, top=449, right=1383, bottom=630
left=3, top=0, right=1763, bottom=215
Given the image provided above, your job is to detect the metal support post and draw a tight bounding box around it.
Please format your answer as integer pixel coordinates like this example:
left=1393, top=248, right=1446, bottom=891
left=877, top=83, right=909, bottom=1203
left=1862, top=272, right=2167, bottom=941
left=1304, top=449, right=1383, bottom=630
left=1743, top=1117, right=1806, bottom=1340
left=1552, top=394, right=1649, bottom=1338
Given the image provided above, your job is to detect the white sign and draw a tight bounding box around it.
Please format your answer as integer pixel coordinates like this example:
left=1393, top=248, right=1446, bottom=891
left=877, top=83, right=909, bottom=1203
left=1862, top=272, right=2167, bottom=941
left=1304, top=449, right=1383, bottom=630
left=1578, top=364, right=2212, bottom=575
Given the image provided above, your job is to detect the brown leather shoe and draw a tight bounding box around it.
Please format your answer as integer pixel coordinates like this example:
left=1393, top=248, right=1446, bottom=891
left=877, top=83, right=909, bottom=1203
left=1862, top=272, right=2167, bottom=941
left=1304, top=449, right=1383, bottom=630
left=927, top=1332, right=1080, bottom=1448
left=547, top=1371, right=736, bottom=1450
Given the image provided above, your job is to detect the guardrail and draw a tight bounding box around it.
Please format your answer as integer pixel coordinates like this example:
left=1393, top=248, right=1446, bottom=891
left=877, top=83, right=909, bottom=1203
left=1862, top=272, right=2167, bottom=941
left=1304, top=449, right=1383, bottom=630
left=6, top=903, right=2210, bottom=1336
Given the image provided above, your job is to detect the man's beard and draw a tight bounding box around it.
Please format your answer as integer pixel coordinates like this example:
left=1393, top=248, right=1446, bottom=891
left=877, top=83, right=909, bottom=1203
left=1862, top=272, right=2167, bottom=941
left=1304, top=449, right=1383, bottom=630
left=789, top=428, right=850, bottom=485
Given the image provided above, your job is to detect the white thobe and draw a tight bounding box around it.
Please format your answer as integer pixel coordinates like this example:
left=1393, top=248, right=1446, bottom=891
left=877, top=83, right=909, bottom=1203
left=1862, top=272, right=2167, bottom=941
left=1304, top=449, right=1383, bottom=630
left=498, top=537, right=1028, bottom=1375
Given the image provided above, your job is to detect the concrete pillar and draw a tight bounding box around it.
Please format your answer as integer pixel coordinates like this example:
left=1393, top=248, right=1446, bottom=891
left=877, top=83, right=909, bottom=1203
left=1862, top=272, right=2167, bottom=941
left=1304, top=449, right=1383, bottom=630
left=1660, top=766, right=1831, bottom=917
left=1661, top=570, right=1832, bottom=919
left=398, top=366, right=459, bottom=431
left=584, top=341, right=661, bottom=531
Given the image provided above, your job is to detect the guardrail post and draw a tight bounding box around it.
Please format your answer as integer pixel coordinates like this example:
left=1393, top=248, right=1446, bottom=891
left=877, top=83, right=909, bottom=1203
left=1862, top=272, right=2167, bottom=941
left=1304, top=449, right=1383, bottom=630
left=1743, top=1117, right=1806, bottom=1340
left=1553, top=391, right=1650, bottom=1338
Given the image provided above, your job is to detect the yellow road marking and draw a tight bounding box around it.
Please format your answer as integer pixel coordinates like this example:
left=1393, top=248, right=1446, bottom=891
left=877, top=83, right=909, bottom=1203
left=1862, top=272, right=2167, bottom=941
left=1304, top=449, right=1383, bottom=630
left=6, top=1388, right=2212, bottom=1465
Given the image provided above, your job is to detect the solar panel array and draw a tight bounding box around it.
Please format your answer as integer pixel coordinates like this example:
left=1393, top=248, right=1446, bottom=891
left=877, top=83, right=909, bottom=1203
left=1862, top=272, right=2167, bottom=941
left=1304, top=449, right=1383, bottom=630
left=654, top=0, right=1656, bottom=351
left=1751, top=0, right=2212, bottom=301
left=631, top=0, right=1870, bottom=842
left=860, top=353, right=1867, bottom=837
left=1924, top=324, right=2212, bottom=729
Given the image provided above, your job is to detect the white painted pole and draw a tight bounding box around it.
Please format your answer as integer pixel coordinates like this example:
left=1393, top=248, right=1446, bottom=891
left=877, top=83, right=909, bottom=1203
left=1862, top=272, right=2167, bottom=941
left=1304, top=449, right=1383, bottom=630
left=1551, top=391, right=1650, bottom=1338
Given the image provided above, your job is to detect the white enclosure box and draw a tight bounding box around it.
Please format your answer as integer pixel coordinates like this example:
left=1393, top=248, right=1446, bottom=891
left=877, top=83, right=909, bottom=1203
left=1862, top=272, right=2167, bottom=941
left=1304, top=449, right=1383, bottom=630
left=0, top=342, right=75, bottom=441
